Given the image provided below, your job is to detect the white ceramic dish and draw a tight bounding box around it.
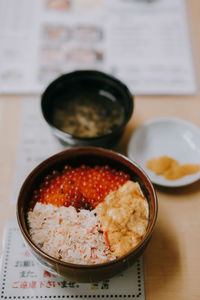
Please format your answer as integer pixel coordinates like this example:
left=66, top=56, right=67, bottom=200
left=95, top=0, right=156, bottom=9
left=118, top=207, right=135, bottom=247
left=128, top=117, right=200, bottom=187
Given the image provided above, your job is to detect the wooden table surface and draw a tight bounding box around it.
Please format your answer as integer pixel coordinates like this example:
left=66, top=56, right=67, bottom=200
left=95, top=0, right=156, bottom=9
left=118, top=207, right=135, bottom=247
left=0, top=0, right=200, bottom=299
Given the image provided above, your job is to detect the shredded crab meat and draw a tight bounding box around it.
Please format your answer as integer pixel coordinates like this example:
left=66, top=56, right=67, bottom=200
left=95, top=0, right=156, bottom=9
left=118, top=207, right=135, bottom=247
left=28, top=203, right=116, bottom=264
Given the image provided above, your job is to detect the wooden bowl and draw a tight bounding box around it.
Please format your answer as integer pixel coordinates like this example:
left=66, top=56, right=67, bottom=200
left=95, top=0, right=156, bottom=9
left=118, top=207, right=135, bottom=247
left=17, top=147, right=157, bottom=282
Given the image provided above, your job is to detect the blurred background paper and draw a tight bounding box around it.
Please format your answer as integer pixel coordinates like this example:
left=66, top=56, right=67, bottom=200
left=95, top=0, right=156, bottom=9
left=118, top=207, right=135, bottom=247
left=0, top=0, right=197, bottom=94
left=106, top=0, right=197, bottom=94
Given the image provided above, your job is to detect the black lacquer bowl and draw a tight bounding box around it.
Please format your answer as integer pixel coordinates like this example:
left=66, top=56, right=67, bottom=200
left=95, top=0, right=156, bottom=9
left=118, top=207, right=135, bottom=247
left=41, top=70, right=134, bottom=148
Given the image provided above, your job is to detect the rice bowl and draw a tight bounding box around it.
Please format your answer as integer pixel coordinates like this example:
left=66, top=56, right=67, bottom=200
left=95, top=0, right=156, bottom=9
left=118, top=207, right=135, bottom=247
left=17, top=147, right=157, bottom=282
left=27, top=164, right=149, bottom=265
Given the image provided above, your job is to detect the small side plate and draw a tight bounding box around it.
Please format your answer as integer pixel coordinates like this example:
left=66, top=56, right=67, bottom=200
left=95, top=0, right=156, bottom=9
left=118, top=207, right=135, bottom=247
left=128, top=117, right=200, bottom=187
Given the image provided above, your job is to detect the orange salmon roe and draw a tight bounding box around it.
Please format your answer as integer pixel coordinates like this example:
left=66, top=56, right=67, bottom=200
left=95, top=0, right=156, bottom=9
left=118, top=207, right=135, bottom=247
left=31, top=165, right=130, bottom=211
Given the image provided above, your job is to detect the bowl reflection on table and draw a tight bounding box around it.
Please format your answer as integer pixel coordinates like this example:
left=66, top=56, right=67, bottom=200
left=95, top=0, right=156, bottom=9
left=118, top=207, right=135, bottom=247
left=41, top=70, right=134, bottom=148
left=17, top=147, right=157, bottom=283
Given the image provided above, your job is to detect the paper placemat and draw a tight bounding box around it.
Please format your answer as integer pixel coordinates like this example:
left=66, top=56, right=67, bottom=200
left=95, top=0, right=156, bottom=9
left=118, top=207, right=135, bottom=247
left=11, top=97, right=122, bottom=204
left=0, top=219, right=145, bottom=299
left=11, top=97, right=67, bottom=204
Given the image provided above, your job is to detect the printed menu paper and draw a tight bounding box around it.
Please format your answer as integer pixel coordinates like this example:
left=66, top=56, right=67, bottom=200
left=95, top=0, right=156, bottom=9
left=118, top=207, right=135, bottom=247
left=0, top=0, right=196, bottom=95
left=0, top=219, right=145, bottom=299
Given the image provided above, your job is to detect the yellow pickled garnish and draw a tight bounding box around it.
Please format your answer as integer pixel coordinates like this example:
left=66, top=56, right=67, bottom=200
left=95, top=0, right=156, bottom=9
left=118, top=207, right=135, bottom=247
left=146, top=156, right=200, bottom=180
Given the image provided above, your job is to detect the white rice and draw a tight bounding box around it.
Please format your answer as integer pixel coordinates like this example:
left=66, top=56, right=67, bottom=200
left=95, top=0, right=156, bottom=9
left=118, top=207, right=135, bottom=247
left=28, top=202, right=116, bottom=264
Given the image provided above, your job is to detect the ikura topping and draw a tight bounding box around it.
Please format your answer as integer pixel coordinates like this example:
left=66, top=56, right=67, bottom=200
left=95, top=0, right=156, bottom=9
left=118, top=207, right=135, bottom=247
left=31, top=165, right=130, bottom=211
